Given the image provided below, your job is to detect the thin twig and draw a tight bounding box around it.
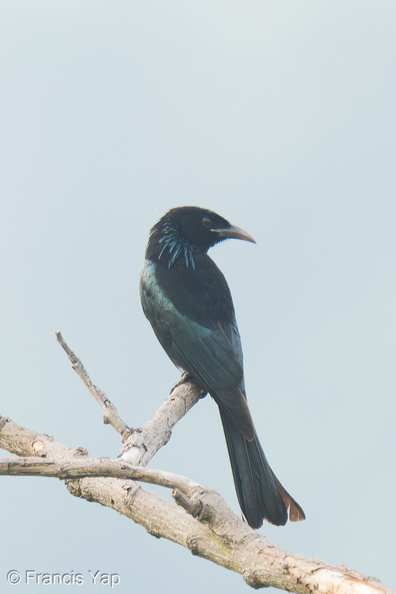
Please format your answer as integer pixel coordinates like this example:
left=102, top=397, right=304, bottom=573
left=56, top=330, right=132, bottom=441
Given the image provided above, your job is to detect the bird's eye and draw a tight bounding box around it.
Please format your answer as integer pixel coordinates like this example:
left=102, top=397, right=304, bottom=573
left=202, top=217, right=212, bottom=228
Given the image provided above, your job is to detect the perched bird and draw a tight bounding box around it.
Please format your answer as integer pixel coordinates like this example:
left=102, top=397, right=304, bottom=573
left=140, top=206, right=305, bottom=528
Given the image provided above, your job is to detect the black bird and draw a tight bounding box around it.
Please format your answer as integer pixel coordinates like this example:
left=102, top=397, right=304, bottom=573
left=140, top=206, right=305, bottom=528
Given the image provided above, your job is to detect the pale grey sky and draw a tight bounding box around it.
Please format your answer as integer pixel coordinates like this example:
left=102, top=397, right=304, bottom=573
left=1, top=2, right=395, bottom=592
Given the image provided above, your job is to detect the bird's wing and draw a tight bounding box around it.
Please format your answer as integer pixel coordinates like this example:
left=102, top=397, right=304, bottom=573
left=148, top=305, right=255, bottom=440
left=152, top=304, right=244, bottom=392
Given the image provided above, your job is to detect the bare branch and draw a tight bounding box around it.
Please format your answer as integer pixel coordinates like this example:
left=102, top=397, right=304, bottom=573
left=0, top=414, right=87, bottom=459
left=1, top=415, right=394, bottom=594
left=1, top=339, right=393, bottom=594
left=55, top=330, right=204, bottom=464
left=118, top=378, right=204, bottom=465
left=55, top=330, right=132, bottom=441
left=0, top=456, right=199, bottom=494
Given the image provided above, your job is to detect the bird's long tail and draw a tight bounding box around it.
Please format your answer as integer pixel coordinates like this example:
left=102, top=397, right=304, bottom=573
left=219, top=410, right=305, bottom=528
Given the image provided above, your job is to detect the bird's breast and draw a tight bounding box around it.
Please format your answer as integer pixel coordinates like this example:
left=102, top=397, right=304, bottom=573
left=139, top=259, right=244, bottom=392
left=144, top=256, right=235, bottom=329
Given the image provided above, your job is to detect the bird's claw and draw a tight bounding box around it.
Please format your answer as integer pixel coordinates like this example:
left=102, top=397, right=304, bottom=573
left=170, top=372, right=207, bottom=398
left=170, top=371, right=193, bottom=393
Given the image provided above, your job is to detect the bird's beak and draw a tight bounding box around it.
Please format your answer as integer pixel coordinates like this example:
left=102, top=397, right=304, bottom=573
left=214, top=225, right=256, bottom=244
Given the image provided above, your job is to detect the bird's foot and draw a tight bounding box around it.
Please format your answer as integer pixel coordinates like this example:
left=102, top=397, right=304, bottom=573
left=170, top=371, right=193, bottom=393
left=170, top=372, right=207, bottom=398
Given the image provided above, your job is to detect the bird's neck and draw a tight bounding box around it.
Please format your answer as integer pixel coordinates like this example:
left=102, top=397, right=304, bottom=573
left=146, top=227, right=207, bottom=270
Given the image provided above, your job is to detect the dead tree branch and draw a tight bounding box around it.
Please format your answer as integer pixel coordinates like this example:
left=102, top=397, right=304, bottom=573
left=0, top=333, right=394, bottom=594
left=0, top=456, right=199, bottom=493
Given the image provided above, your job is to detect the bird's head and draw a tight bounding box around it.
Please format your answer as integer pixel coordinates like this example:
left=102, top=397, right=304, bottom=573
left=146, top=206, right=255, bottom=268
